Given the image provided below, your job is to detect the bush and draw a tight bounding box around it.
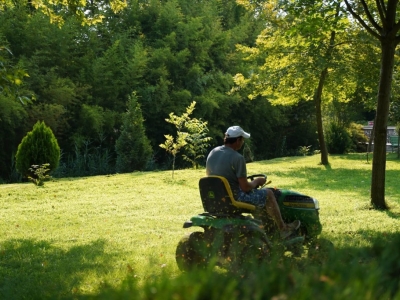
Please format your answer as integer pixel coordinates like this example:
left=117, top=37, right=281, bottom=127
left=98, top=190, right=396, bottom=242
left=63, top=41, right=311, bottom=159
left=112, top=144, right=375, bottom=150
left=348, top=122, right=368, bottom=152
left=15, top=121, right=60, bottom=178
left=325, top=122, right=352, bottom=154
left=28, top=163, right=51, bottom=186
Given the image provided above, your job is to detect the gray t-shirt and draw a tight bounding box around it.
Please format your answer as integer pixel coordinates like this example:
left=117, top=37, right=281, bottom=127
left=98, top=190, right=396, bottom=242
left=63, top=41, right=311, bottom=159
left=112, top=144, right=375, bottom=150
left=206, top=145, right=247, bottom=197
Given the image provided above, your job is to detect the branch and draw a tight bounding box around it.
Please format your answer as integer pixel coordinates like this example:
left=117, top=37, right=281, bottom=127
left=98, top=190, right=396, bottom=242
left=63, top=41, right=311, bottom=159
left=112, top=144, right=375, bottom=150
left=376, top=0, right=387, bottom=28
left=378, top=0, right=387, bottom=11
left=343, top=0, right=381, bottom=40
left=360, top=0, right=383, bottom=33
left=331, top=40, right=354, bottom=48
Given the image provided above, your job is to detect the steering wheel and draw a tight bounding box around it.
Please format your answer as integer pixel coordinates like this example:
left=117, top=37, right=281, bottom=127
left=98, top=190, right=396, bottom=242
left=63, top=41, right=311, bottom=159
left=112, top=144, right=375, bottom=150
left=247, top=174, right=268, bottom=189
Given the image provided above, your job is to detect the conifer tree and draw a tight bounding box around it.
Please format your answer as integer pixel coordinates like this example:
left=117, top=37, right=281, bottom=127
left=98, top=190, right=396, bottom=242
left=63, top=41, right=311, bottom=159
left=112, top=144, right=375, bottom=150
left=15, top=121, right=60, bottom=177
left=115, top=93, right=153, bottom=172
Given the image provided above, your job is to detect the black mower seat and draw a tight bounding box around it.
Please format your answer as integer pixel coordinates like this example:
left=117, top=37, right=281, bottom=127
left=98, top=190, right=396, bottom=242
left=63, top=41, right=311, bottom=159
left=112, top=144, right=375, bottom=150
left=199, top=176, right=256, bottom=215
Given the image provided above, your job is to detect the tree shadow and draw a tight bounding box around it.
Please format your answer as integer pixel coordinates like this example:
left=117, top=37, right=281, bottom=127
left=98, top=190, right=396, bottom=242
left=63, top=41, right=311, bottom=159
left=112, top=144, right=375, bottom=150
left=258, top=164, right=398, bottom=204
left=339, top=152, right=400, bottom=162
left=0, top=238, right=115, bottom=299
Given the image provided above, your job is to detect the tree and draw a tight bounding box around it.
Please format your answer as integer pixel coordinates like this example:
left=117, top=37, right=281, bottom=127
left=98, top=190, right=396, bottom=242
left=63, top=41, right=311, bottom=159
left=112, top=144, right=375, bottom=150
left=160, top=101, right=211, bottom=176
left=343, top=0, right=400, bottom=209
left=115, top=93, right=153, bottom=173
left=15, top=120, right=60, bottom=178
left=233, top=0, right=356, bottom=166
left=182, top=118, right=212, bottom=169
left=160, top=102, right=194, bottom=178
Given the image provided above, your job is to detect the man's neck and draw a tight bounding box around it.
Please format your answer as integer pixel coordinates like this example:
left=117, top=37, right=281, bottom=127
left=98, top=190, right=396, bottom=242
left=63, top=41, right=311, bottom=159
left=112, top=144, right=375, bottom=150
left=224, top=144, right=237, bottom=151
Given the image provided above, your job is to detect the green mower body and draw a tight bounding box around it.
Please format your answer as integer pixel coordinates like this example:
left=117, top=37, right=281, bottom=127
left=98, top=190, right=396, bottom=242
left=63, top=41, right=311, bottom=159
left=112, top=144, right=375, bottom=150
left=271, top=188, right=322, bottom=238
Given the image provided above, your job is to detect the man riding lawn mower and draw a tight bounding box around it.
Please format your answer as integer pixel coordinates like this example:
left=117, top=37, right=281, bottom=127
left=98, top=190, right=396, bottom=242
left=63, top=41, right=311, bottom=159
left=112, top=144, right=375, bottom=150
left=175, top=126, right=322, bottom=272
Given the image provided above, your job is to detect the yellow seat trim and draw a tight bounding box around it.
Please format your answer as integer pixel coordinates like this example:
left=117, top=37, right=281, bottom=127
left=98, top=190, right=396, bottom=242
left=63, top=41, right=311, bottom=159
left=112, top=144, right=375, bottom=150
left=206, top=175, right=256, bottom=211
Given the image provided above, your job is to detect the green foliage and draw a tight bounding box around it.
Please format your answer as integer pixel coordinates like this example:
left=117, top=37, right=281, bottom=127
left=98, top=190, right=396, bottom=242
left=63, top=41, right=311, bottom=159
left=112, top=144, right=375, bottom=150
left=90, top=235, right=400, bottom=299
left=298, top=145, right=311, bottom=156
left=79, top=104, right=108, bottom=137
left=233, top=1, right=353, bottom=105
left=15, top=121, right=60, bottom=177
left=182, top=117, right=212, bottom=169
left=115, top=93, right=153, bottom=173
left=0, top=94, right=27, bottom=181
left=28, top=163, right=51, bottom=186
left=159, top=102, right=193, bottom=178
left=1, top=0, right=127, bottom=26
left=160, top=101, right=211, bottom=176
left=325, top=122, right=352, bottom=154
left=348, top=122, right=368, bottom=152
left=0, top=45, right=30, bottom=103
left=243, top=142, right=254, bottom=162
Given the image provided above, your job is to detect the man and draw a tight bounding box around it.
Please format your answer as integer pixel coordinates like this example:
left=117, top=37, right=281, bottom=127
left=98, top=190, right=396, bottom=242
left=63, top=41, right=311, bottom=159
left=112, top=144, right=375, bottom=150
left=206, top=125, right=300, bottom=239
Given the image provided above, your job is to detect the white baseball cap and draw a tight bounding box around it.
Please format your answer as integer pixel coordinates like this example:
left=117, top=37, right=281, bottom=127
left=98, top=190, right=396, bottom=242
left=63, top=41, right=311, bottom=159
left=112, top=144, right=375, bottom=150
left=225, top=126, right=250, bottom=139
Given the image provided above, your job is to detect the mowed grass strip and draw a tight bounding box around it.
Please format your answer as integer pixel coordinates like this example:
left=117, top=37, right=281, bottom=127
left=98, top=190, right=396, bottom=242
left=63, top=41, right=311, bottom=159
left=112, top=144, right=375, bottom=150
left=0, top=154, right=399, bottom=298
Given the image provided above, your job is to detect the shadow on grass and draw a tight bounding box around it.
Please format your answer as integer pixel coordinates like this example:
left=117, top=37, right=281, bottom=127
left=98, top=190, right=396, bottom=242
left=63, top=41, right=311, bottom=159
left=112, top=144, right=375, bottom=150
left=339, top=153, right=400, bottom=163
left=0, top=239, right=115, bottom=299
left=384, top=209, right=400, bottom=219
left=257, top=160, right=398, bottom=205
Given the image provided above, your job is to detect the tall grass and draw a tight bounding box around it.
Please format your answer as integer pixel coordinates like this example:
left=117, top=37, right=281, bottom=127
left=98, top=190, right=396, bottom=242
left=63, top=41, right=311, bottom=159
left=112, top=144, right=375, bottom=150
left=0, top=154, right=400, bottom=299
left=53, top=143, right=115, bottom=178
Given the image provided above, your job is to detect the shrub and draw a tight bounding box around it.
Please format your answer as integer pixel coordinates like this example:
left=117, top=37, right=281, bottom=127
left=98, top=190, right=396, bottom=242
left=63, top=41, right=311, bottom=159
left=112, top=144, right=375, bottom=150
left=28, top=163, right=51, bottom=186
left=325, top=122, right=352, bottom=154
left=297, top=145, right=311, bottom=156
left=348, top=122, right=368, bottom=152
left=182, top=117, right=212, bottom=169
left=115, top=93, right=153, bottom=173
left=15, top=121, right=60, bottom=178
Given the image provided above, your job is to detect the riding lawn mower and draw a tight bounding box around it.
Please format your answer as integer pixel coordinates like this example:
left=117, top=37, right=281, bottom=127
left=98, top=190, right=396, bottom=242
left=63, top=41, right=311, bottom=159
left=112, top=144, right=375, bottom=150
left=175, top=174, right=322, bottom=272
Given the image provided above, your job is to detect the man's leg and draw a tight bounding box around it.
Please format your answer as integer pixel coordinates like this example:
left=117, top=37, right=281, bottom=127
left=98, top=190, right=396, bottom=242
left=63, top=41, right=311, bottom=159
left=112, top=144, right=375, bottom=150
left=264, top=189, right=300, bottom=236
left=238, top=188, right=299, bottom=235
left=264, top=189, right=286, bottom=230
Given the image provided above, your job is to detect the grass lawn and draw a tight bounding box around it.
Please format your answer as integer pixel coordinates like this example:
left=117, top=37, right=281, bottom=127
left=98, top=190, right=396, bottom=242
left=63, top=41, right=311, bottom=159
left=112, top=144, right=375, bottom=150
left=1, top=153, right=400, bottom=299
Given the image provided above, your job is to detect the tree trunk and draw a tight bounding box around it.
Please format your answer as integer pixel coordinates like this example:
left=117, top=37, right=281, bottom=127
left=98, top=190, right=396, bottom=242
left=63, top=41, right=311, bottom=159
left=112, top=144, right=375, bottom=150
left=366, top=115, right=376, bottom=163
left=370, top=38, right=396, bottom=209
left=314, top=29, right=338, bottom=166
left=314, top=69, right=329, bottom=165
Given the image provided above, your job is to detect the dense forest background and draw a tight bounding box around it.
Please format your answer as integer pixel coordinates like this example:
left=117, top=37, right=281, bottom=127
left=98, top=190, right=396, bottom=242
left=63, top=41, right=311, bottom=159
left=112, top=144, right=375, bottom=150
left=0, top=0, right=397, bottom=182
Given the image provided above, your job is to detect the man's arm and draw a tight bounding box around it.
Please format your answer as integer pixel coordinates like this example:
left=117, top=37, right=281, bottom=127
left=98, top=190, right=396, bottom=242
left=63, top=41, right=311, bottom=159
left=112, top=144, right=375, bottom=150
left=238, top=177, right=266, bottom=192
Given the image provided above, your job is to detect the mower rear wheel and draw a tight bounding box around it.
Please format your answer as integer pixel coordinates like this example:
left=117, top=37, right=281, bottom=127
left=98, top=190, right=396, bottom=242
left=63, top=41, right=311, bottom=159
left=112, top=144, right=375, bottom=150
left=175, top=232, right=209, bottom=271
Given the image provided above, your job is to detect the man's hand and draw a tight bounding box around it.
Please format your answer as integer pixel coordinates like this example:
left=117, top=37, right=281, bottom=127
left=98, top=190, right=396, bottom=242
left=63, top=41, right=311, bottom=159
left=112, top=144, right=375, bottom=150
left=238, top=176, right=266, bottom=192
left=253, top=176, right=266, bottom=188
